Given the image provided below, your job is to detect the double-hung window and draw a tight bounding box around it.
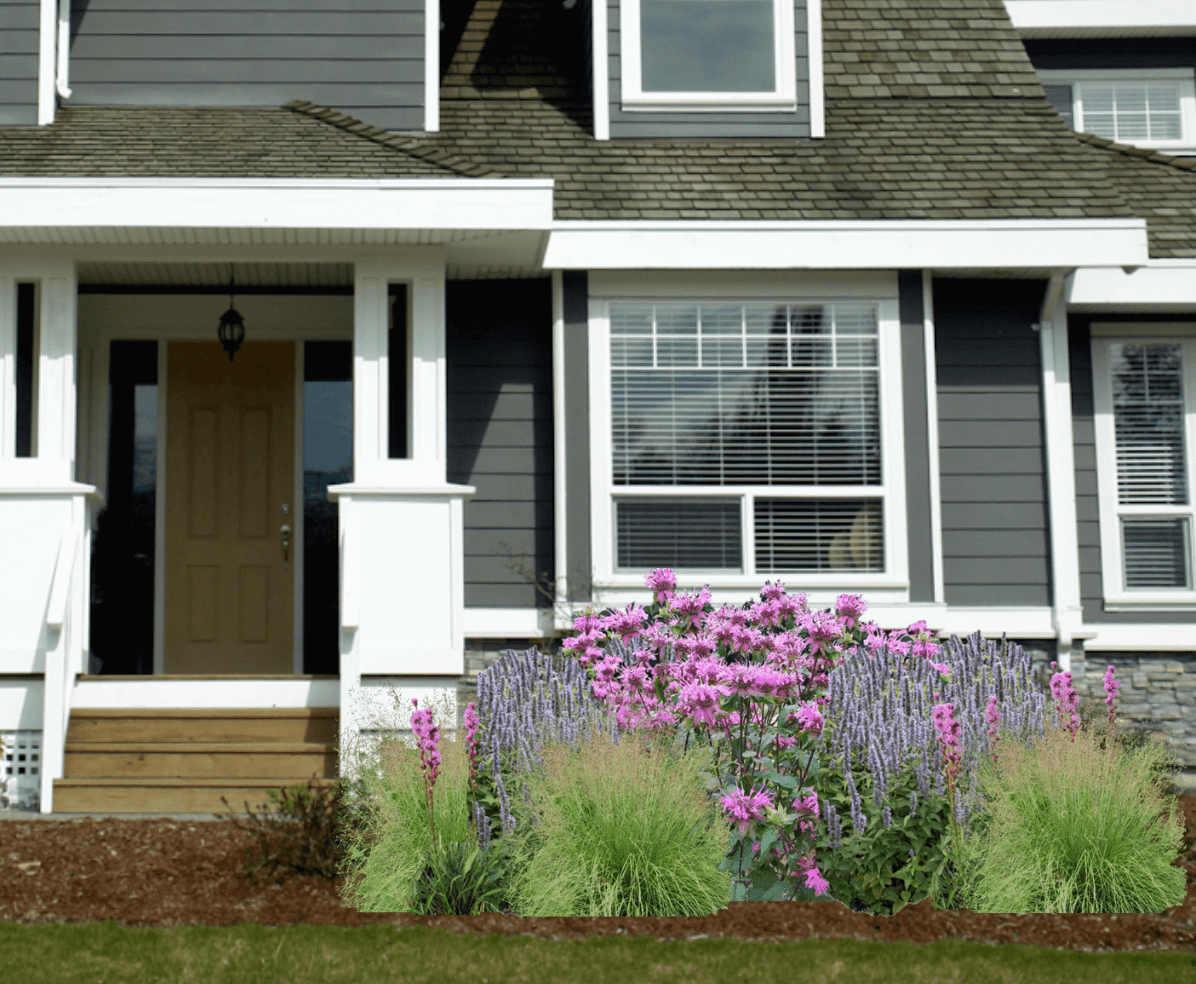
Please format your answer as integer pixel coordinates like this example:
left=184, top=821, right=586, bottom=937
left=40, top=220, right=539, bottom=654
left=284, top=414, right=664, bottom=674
left=1092, top=329, right=1196, bottom=609
left=1039, top=69, right=1196, bottom=154
left=620, top=0, right=797, bottom=111
left=593, top=297, right=904, bottom=586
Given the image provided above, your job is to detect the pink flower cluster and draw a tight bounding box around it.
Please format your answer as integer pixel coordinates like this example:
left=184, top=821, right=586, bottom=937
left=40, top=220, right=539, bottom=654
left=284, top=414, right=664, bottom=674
left=1104, top=665, right=1120, bottom=728
left=410, top=698, right=442, bottom=787
left=1048, top=662, right=1080, bottom=741
left=985, top=695, right=1002, bottom=765
left=463, top=700, right=481, bottom=793
left=931, top=700, right=963, bottom=790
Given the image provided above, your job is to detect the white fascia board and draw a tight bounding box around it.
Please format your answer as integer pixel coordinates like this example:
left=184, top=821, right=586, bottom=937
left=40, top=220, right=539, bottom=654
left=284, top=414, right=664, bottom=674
left=1083, top=623, right=1196, bottom=651
left=1005, top=1, right=1196, bottom=37
left=0, top=178, right=555, bottom=232
left=541, top=219, right=1149, bottom=270
left=1070, top=261, right=1196, bottom=310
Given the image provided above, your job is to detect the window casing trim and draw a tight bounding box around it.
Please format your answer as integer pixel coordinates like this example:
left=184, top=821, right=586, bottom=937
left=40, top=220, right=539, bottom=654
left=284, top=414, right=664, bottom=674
left=1091, top=326, right=1196, bottom=610
left=1038, top=68, right=1196, bottom=153
left=618, top=0, right=798, bottom=112
left=588, top=291, right=908, bottom=592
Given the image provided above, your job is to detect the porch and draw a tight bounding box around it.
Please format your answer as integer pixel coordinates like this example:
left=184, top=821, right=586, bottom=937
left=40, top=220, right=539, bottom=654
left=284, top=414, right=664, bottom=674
left=0, top=178, right=556, bottom=813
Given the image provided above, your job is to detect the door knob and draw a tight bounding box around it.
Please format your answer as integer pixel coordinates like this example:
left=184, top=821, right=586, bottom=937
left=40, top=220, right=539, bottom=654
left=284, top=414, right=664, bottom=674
left=280, top=523, right=292, bottom=569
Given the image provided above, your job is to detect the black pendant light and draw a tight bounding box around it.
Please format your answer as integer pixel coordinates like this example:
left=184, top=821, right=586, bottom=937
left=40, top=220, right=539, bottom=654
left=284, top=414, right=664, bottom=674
left=217, top=265, right=246, bottom=362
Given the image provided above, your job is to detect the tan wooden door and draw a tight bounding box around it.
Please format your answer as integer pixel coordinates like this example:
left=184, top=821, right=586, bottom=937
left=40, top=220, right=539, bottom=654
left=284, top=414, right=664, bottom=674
left=164, top=342, right=294, bottom=674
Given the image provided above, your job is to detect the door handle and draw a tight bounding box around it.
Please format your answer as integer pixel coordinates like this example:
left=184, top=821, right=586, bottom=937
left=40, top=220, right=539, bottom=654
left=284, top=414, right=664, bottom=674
left=280, top=523, right=292, bottom=569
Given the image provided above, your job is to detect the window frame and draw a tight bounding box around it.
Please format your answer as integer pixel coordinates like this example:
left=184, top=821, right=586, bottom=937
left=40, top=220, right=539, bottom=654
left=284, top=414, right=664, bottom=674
left=1037, top=68, right=1196, bottom=154
left=619, top=0, right=798, bottom=112
left=588, top=288, right=908, bottom=593
left=1091, top=325, right=1196, bottom=611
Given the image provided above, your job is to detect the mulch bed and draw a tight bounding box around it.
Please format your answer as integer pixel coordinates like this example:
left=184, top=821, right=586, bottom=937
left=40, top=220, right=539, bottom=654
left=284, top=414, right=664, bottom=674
left=2, top=795, right=1196, bottom=954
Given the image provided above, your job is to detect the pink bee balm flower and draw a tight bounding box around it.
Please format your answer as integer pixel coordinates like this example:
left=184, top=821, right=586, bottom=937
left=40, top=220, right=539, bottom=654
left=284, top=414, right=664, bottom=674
left=645, top=567, right=677, bottom=604
left=834, top=593, right=867, bottom=630
left=793, top=703, right=824, bottom=736
left=759, top=580, right=787, bottom=601
left=720, top=785, right=775, bottom=838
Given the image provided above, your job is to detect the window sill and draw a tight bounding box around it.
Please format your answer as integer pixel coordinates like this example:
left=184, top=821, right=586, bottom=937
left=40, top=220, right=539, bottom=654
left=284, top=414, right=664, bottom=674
left=620, top=97, right=797, bottom=114
left=1103, top=598, right=1196, bottom=613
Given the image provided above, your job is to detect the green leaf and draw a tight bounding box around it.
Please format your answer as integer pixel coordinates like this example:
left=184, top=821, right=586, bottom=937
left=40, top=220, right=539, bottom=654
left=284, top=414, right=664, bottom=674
left=761, top=771, right=799, bottom=789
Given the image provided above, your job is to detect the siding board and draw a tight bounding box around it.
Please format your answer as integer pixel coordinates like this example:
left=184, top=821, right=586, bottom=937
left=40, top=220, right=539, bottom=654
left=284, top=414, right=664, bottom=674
left=68, top=0, right=424, bottom=131
left=934, top=278, right=1051, bottom=609
left=0, top=0, right=38, bottom=125
left=446, top=279, right=555, bottom=610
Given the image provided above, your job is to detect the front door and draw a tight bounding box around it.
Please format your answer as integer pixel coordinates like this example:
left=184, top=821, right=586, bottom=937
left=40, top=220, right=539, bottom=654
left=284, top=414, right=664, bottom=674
left=164, top=341, right=294, bottom=674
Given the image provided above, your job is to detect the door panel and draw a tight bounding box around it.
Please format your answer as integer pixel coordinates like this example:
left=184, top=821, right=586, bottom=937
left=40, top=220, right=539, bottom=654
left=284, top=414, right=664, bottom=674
left=165, top=341, right=294, bottom=674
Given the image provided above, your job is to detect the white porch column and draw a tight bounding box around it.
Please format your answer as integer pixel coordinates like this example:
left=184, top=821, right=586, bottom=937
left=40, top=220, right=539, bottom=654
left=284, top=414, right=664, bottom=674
left=0, top=260, right=96, bottom=812
left=333, top=251, right=474, bottom=782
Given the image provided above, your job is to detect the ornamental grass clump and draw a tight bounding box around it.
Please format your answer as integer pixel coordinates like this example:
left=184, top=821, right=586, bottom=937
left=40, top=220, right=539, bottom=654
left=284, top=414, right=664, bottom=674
left=811, top=632, right=1051, bottom=915
left=497, top=702, right=734, bottom=918
left=942, top=690, right=1187, bottom=915
left=470, top=646, right=619, bottom=852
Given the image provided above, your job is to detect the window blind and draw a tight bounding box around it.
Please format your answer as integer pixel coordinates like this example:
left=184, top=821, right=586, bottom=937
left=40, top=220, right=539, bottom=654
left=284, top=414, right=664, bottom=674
left=610, top=303, right=880, bottom=486
left=755, top=498, right=883, bottom=572
left=1081, top=82, right=1183, bottom=142
left=615, top=498, right=742, bottom=572
left=1121, top=518, right=1190, bottom=590
left=1111, top=344, right=1187, bottom=506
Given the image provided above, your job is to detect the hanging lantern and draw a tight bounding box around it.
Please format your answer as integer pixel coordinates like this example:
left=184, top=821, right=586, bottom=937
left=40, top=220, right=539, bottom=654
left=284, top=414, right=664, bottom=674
left=217, top=266, right=245, bottom=362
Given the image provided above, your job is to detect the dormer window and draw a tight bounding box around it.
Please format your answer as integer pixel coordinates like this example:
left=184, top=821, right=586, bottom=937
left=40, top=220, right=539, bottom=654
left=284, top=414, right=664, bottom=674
left=1039, top=69, right=1196, bottom=154
left=620, top=0, right=797, bottom=112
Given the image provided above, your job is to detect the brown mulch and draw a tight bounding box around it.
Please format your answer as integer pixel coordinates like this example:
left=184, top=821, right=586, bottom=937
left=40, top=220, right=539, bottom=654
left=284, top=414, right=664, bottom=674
left=2, top=796, right=1196, bottom=954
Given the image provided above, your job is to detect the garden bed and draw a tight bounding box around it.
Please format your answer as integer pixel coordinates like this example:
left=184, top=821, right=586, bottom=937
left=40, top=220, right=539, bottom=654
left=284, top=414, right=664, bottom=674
left=2, top=793, right=1196, bottom=953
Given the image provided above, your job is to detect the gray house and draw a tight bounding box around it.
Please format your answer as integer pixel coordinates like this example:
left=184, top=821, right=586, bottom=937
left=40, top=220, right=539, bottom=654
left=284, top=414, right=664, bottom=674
left=1, top=0, right=1195, bottom=813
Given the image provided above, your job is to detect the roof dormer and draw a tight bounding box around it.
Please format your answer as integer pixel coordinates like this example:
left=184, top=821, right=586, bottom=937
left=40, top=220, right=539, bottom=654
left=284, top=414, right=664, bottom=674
left=592, top=0, right=823, bottom=139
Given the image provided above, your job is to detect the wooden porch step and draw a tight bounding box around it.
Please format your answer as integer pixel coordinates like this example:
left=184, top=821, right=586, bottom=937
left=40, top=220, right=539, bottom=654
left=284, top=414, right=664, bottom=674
left=64, top=742, right=336, bottom=779
left=54, top=707, right=341, bottom=814
left=52, top=778, right=341, bottom=815
left=66, top=707, right=339, bottom=744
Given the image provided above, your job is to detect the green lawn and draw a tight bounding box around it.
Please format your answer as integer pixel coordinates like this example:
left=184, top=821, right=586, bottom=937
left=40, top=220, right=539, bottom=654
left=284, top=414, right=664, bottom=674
left=1, top=921, right=1192, bottom=984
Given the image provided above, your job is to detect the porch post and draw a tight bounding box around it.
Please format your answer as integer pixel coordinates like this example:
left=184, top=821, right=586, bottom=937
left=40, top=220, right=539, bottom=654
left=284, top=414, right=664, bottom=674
left=334, top=251, right=474, bottom=785
left=0, top=260, right=95, bottom=813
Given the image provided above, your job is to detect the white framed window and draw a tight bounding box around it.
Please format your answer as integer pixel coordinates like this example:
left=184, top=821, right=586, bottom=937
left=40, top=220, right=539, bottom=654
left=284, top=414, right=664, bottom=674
left=1091, top=327, right=1196, bottom=611
left=588, top=292, right=908, bottom=591
left=1038, top=68, right=1196, bottom=154
left=619, top=0, right=797, bottom=112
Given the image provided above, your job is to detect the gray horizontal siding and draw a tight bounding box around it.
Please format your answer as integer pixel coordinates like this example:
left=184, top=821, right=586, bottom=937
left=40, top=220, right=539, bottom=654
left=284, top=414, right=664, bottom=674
left=899, top=269, right=933, bottom=603
left=68, top=0, right=423, bottom=132
left=934, top=278, right=1051, bottom=609
left=607, top=0, right=808, bottom=138
left=446, top=278, right=555, bottom=610
left=1069, top=315, right=1196, bottom=625
left=0, top=0, right=38, bottom=125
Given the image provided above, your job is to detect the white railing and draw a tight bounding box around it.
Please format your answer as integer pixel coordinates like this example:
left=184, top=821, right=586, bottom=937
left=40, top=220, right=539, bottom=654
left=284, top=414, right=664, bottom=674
left=39, top=515, right=85, bottom=814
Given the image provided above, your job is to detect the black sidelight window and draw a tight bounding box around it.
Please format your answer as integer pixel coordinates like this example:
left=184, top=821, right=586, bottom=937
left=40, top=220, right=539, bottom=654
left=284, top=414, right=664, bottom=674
left=90, top=341, right=158, bottom=675
left=304, top=341, right=353, bottom=674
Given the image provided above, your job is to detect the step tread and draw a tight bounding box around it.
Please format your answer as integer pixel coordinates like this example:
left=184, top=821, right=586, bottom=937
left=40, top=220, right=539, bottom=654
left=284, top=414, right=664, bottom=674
left=65, top=742, right=335, bottom=754
left=68, top=707, right=339, bottom=719
left=55, top=777, right=340, bottom=788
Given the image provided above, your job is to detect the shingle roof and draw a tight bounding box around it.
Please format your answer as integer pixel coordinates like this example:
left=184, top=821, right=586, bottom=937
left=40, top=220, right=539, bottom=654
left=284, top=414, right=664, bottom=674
left=0, top=105, right=456, bottom=177
left=1071, top=133, right=1196, bottom=258
left=0, top=0, right=1192, bottom=259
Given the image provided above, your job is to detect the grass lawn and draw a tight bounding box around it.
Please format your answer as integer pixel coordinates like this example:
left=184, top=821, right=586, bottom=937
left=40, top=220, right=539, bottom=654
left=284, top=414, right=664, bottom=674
left=1, top=922, right=1193, bottom=984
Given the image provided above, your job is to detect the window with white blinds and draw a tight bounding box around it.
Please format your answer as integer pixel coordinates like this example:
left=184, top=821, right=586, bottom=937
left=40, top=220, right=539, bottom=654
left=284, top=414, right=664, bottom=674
left=1109, top=343, right=1192, bottom=591
left=1037, top=70, right=1196, bottom=152
left=1095, top=339, right=1196, bottom=600
left=609, top=301, right=884, bottom=575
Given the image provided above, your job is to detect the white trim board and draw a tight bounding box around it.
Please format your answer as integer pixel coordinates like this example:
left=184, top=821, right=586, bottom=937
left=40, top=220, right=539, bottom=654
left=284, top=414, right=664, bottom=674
left=1083, top=623, right=1196, bottom=651
left=542, top=220, right=1149, bottom=270
left=463, top=608, right=556, bottom=639
left=1070, top=263, right=1196, bottom=311
left=70, top=676, right=341, bottom=709
left=808, top=0, right=825, bottom=138
left=1005, top=1, right=1196, bottom=38
left=0, top=179, right=555, bottom=234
